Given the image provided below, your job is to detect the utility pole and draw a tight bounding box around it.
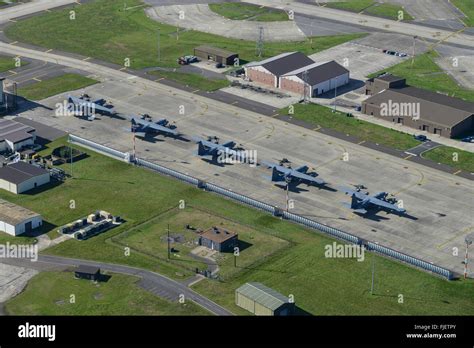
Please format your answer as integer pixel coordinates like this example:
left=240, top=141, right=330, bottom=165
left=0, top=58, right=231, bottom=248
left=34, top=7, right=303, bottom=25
left=464, top=234, right=474, bottom=279
left=256, top=26, right=264, bottom=58
left=70, top=145, right=73, bottom=178
left=167, top=224, right=171, bottom=260
left=411, top=36, right=417, bottom=69
left=157, top=28, right=161, bottom=63
left=370, top=242, right=378, bottom=295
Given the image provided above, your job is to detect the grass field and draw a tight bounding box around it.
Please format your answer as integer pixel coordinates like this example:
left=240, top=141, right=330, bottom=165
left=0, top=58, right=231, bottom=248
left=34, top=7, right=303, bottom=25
left=4, top=0, right=366, bottom=69
left=280, top=103, right=420, bottom=150
left=149, top=70, right=230, bottom=91
left=325, top=1, right=413, bottom=20
left=209, top=3, right=289, bottom=22
left=2, top=137, right=473, bottom=315
left=17, top=73, right=98, bottom=100
left=453, top=0, right=474, bottom=27
left=368, top=51, right=474, bottom=102
left=0, top=55, right=24, bottom=73
left=113, top=207, right=289, bottom=279
left=193, top=225, right=474, bottom=315
left=423, top=146, right=474, bottom=173
left=5, top=271, right=210, bottom=315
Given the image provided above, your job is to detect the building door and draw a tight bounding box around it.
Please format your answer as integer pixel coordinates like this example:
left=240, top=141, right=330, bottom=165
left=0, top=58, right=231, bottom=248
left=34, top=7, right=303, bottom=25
left=434, top=128, right=442, bottom=135
left=25, top=221, right=32, bottom=233
left=422, top=125, right=429, bottom=131
left=397, top=118, right=403, bottom=124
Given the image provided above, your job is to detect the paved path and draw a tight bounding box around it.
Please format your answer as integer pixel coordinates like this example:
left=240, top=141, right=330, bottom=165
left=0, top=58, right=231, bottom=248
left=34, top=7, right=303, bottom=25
left=146, top=4, right=306, bottom=41
left=1, top=255, right=233, bottom=316
left=0, top=0, right=76, bottom=24
left=405, top=141, right=442, bottom=157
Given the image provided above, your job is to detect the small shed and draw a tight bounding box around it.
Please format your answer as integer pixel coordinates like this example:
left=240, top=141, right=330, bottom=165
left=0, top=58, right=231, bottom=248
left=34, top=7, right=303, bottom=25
left=193, top=45, right=238, bottom=66
left=236, top=282, right=294, bottom=316
left=199, top=226, right=238, bottom=252
left=74, top=265, right=101, bottom=281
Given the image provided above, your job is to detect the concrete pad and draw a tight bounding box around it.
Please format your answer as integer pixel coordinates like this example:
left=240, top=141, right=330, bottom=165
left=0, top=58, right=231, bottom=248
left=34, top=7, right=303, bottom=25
left=0, top=263, right=38, bottom=303
left=14, top=77, right=474, bottom=276
left=145, top=4, right=306, bottom=41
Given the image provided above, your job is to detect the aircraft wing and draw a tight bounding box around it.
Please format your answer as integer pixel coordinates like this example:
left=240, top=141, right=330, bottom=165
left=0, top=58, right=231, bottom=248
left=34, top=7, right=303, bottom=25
left=368, top=197, right=405, bottom=213
left=91, top=102, right=114, bottom=114
left=290, top=170, right=325, bottom=185
left=147, top=122, right=178, bottom=136
left=261, top=160, right=277, bottom=169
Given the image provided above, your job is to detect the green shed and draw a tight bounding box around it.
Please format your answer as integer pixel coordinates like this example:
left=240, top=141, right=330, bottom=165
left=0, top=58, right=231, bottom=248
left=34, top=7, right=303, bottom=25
left=235, top=282, right=294, bottom=316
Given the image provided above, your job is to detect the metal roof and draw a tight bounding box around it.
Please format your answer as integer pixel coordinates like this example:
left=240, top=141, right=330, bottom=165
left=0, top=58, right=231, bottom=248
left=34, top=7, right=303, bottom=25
left=236, top=282, right=289, bottom=311
left=282, top=60, right=349, bottom=85
left=0, top=199, right=40, bottom=226
left=0, top=119, right=35, bottom=144
left=247, top=52, right=315, bottom=77
left=0, top=162, right=49, bottom=185
left=194, top=45, right=237, bottom=58
left=199, top=227, right=237, bottom=244
left=76, top=265, right=100, bottom=274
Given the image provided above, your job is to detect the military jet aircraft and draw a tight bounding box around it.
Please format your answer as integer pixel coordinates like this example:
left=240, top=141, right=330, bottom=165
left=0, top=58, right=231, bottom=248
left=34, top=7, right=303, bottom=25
left=131, top=115, right=178, bottom=137
left=67, top=94, right=115, bottom=118
left=342, top=185, right=406, bottom=215
left=194, top=136, right=247, bottom=164
left=261, top=160, right=326, bottom=187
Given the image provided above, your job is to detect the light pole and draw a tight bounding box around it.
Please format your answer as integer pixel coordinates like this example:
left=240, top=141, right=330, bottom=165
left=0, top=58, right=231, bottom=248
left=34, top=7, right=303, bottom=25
left=464, top=233, right=474, bottom=279
left=157, top=28, right=160, bottom=63
left=370, top=242, right=378, bottom=295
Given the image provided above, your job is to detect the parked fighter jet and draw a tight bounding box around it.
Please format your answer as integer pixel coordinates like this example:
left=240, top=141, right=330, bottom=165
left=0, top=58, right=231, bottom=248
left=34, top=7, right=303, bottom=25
left=262, top=160, right=326, bottom=187
left=342, top=185, right=406, bottom=215
left=67, top=94, right=115, bottom=118
left=131, top=114, right=178, bottom=137
left=194, top=136, right=247, bottom=164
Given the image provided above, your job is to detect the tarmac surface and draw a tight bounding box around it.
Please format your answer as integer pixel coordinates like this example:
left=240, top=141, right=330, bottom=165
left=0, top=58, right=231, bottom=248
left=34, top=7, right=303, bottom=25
left=145, top=3, right=306, bottom=41
left=14, top=77, right=474, bottom=277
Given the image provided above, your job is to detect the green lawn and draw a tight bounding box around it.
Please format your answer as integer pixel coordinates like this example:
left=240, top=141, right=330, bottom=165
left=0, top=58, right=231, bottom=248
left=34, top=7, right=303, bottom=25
left=325, top=1, right=413, bottom=20
left=193, top=228, right=474, bottom=315
left=280, top=103, right=420, bottom=150
left=17, top=73, right=98, bottom=101
left=2, top=137, right=472, bottom=315
left=369, top=51, right=474, bottom=102
left=149, top=70, right=230, bottom=91
left=0, top=55, right=17, bottom=72
left=453, top=0, right=474, bottom=27
left=4, top=0, right=366, bottom=69
left=113, top=207, right=289, bottom=279
left=423, top=146, right=474, bottom=173
left=209, top=3, right=289, bottom=22
left=5, top=271, right=210, bottom=315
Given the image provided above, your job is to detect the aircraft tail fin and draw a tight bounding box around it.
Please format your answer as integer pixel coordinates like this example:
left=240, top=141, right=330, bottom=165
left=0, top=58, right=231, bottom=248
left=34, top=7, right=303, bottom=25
left=197, top=142, right=208, bottom=156
left=271, top=167, right=282, bottom=182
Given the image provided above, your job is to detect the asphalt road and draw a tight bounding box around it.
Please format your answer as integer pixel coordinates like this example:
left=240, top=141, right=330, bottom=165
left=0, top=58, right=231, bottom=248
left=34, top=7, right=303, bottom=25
left=0, top=255, right=233, bottom=316
left=247, top=0, right=474, bottom=49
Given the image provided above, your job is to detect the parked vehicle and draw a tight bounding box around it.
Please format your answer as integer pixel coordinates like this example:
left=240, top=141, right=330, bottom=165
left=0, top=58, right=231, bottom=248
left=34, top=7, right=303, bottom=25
left=461, top=135, right=474, bottom=143
left=177, top=55, right=198, bottom=65
left=414, top=134, right=428, bottom=142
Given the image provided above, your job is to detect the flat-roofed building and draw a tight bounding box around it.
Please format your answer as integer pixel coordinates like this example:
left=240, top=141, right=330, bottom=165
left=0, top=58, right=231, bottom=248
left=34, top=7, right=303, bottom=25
left=198, top=226, right=238, bottom=252
left=0, top=199, right=42, bottom=236
left=0, top=119, right=36, bottom=153
left=244, top=52, right=315, bottom=88
left=280, top=60, right=349, bottom=97
left=193, top=45, right=238, bottom=66
left=362, top=75, right=474, bottom=138
left=236, top=282, right=295, bottom=316
left=0, top=161, right=50, bottom=194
